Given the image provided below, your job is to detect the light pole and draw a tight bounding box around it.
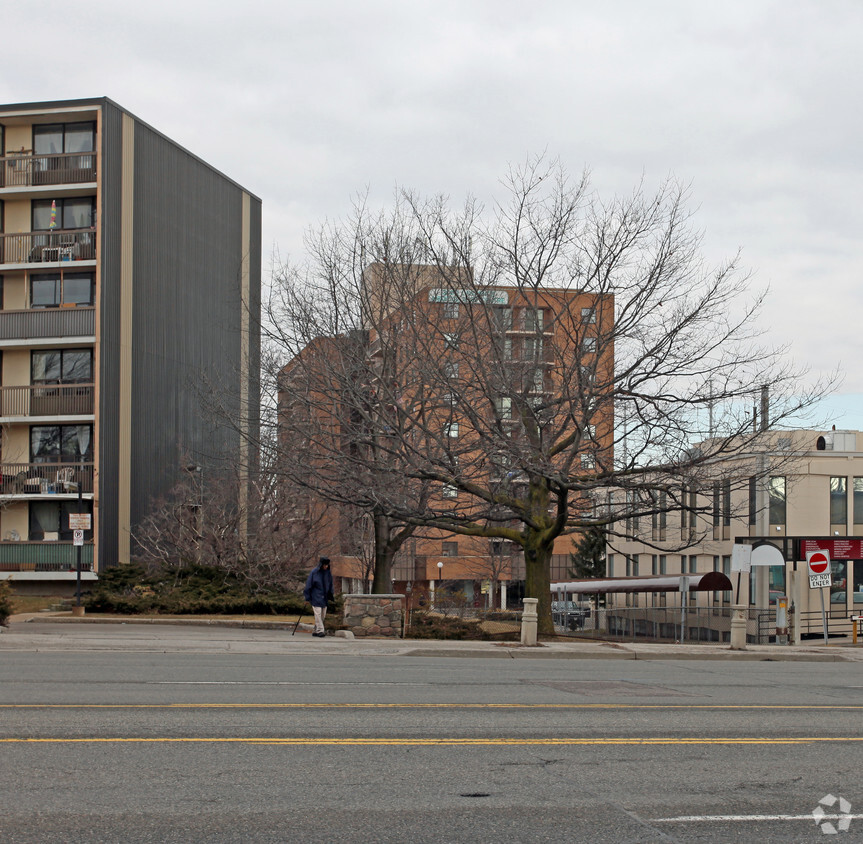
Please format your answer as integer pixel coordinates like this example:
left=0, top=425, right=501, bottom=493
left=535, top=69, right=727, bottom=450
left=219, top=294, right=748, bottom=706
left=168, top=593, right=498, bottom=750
left=185, top=464, right=203, bottom=561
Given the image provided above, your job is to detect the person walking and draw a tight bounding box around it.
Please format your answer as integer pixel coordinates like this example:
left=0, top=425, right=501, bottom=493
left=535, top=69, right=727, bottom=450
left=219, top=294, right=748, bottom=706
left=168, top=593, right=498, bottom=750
left=303, top=557, right=334, bottom=638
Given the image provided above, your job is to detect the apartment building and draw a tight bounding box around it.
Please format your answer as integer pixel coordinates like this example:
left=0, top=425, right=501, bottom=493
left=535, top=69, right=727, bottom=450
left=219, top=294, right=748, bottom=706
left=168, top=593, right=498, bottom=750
left=0, top=98, right=260, bottom=592
left=280, top=265, right=613, bottom=608
left=607, top=428, right=863, bottom=633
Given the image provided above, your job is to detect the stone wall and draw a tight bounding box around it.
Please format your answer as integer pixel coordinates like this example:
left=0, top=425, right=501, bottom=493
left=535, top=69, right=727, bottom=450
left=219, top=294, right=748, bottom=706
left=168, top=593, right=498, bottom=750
left=342, top=594, right=404, bottom=638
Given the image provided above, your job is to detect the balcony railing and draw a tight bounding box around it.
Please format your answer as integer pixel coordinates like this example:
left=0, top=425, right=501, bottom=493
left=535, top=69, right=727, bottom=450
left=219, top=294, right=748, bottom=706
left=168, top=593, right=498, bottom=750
left=0, top=542, right=94, bottom=571
left=1, top=462, right=94, bottom=495
left=0, top=384, right=94, bottom=418
left=0, top=229, right=97, bottom=266
left=0, top=306, right=95, bottom=342
left=0, top=153, right=96, bottom=188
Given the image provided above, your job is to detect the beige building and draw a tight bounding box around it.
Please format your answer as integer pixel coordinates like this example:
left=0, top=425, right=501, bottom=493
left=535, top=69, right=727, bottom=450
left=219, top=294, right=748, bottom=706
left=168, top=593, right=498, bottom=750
left=607, top=428, right=863, bottom=640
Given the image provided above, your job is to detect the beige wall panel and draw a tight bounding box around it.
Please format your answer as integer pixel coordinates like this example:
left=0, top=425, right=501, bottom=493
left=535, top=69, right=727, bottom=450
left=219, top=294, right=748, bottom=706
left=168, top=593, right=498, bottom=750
left=4, top=125, right=31, bottom=153
left=1, top=503, right=30, bottom=539
left=3, top=348, right=30, bottom=387
left=4, top=199, right=30, bottom=232
left=5, top=425, right=31, bottom=463
left=3, top=271, right=27, bottom=309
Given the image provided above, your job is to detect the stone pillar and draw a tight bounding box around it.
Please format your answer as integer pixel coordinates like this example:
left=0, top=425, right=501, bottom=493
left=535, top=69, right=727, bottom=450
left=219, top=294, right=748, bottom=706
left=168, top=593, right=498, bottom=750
left=500, top=582, right=508, bottom=610
left=342, top=594, right=404, bottom=638
left=730, top=604, right=747, bottom=650
left=521, top=597, right=538, bottom=646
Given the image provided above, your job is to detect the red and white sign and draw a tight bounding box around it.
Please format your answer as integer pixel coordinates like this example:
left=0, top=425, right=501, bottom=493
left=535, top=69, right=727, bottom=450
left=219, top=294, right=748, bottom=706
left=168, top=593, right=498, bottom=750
left=807, top=550, right=830, bottom=575
left=807, top=549, right=832, bottom=589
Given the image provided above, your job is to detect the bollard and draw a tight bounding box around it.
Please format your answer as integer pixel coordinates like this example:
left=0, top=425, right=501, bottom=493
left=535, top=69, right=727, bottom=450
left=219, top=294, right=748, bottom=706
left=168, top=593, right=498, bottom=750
left=730, top=604, right=747, bottom=650
left=521, top=598, right=538, bottom=646
left=71, top=605, right=85, bottom=617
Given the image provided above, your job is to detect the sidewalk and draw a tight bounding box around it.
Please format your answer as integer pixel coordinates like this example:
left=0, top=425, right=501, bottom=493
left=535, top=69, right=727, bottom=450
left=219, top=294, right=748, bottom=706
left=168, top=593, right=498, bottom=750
left=2, top=612, right=860, bottom=661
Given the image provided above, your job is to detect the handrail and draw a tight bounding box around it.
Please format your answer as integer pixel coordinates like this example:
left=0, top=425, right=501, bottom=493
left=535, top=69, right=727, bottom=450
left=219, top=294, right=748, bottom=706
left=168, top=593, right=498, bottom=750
left=0, top=229, right=97, bottom=265
left=0, top=384, right=94, bottom=417
left=0, top=462, right=94, bottom=495
left=0, top=152, right=96, bottom=188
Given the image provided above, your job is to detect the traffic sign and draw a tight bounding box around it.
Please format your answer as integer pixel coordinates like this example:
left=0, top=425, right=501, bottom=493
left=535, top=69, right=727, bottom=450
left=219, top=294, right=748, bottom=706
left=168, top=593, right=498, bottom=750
left=807, top=549, right=832, bottom=589
left=73, top=530, right=84, bottom=546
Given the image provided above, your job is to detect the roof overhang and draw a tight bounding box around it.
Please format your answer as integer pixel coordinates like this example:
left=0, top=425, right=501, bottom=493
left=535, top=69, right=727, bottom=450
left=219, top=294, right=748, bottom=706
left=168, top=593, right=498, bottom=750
left=552, top=572, right=733, bottom=594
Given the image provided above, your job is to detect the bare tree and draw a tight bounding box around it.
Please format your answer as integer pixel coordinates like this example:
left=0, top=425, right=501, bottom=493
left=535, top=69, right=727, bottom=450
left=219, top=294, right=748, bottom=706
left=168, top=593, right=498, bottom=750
left=266, top=157, right=832, bottom=633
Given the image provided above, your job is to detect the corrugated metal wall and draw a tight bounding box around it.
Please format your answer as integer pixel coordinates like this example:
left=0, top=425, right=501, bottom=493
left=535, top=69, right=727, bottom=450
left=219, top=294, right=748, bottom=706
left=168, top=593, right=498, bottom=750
left=97, top=101, right=125, bottom=569
left=129, top=122, right=248, bottom=537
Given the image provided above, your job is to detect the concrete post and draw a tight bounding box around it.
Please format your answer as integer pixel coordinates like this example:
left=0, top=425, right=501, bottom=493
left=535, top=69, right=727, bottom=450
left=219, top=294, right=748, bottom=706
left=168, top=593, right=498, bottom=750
left=521, top=598, right=538, bottom=646
left=730, top=604, right=747, bottom=650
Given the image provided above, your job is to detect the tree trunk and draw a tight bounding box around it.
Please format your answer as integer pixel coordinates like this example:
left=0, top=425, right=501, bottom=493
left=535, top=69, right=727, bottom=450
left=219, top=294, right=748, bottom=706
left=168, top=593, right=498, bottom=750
left=372, top=511, right=393, bottom=593
left=523, top=534, right=555, bottom=636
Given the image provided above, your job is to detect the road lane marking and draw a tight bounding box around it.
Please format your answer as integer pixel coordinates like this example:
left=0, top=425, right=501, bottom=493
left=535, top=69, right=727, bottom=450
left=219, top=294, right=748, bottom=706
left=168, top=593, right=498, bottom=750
left=1, top=703, right=862, bottom=710
left=1, top=737, right=862, bottom=746
left=651, top=813, right=863, bottom=823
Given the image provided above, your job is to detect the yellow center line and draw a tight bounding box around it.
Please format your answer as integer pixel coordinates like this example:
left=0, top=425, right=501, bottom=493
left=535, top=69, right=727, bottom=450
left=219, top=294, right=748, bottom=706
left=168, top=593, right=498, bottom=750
left=1, top=703, right=862, bottom=710
left=1, top=736, right=861, bottom=746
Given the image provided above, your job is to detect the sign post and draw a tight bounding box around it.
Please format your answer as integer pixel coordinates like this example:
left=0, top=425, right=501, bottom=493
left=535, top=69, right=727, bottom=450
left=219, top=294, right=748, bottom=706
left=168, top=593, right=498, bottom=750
left=807, top=550, right=832, bottom=645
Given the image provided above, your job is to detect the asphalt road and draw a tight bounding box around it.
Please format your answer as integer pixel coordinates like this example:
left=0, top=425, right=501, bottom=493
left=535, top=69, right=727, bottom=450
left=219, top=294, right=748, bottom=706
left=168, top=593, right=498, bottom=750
left=1, top=623, right=862, bottom=843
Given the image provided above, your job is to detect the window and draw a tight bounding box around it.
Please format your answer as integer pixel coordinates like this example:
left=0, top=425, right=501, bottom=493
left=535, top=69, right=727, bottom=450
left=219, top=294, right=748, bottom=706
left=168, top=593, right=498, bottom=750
left=32, top=349, right=92, bottom=384
left=748, top=476, right=757, bottom=526
left=522, top=307, right=544, bottom=332
left=626, top=555, right=639, bottom=577
left=580, top=365, right=595, bottom=387
left=444, top=422, right=459, bottom=438
left=443, top=332, right=459, bottom=350
left=581, top=307, right=596, bottom=324
left=441, top=484, right=458, bottom=499
left=492, top=307, right=512, bottom=332
left=688, top=555, right=698, bottom=573
left=443, top=362, right=459, bottom=379
left=607, top=554, right=614, bottom=577
left=580, top=453, right=595, bottom=469
left=33, top=122, right=95, bottom=155
left=651, top=555, right=659, bottom=575
left=442, top=302, right=459, bottom=319
left=768, top=476, right=786, bottom=525
left=494, top=397, right=512, bottom=419
left=723, top=479, right=731, bottom=527
left=830, top=477, right=848, bottom=527
left=32, top=197, right=95, bottom=231
left=441, top=541, right=459, bottom=557
left=31, top=272, right=94, bottom=308
left=523, top=337, right=543, bottom=361
left=854, top=478, right=863, bottom=526
left=29, top=499, right=93, bottom=542
left=30, top=424, right=92, bottom=463
left=582, top=337, right=596, bottom=354
left=659, top=555, right=667, bottom=575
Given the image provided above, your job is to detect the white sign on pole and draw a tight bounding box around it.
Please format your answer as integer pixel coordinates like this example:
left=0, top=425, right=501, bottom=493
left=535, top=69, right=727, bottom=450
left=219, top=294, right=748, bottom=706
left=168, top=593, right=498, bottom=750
left=69, top=513, right=91, bottom=531
left=807, top=550, right=832, bottom=589
left=731, top=545, right=752, bottom=572
left=73, top=529, right=84, bottom=546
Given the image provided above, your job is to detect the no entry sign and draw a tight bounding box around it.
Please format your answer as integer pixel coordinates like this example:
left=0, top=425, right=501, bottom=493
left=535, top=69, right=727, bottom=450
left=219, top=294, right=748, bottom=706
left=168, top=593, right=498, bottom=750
left=807, top=550, right=832, bottom=588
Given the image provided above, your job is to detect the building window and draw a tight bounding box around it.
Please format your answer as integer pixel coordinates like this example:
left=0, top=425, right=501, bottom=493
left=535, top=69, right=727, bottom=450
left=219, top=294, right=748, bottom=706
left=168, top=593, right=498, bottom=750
left=441, top=484, right=458, bottom=499
left=659, top=555, right=667, bottom=575
left=580, top=453, right=595, bottom=469
left=32, top=349, right=93, bottom=384
left=32, top=197, right=95, bottom=231
left=29, top=499, right=93, bottom=542
left=830, top=477, right=848, bottom=528
left=607, top=554, right=614, bottom=577
left=854, top=478, right=863, bottom=526
left=768, top=476, right=786, bottom=525
left=581, top=307, right=596, bottom=324
left=33, top=122, right=95, bottom=155
left=712, top=482, right=720, bottom=528
left=523, top=337, right=543, bottom=361
left=748, top=476, right=757, bottom=526
left=443, top=362, right=459, bottom=379
left=492, top=307, right=512, bottom=332
left=723, top=480, right=731, bottom=527
left=688, top=555, right=698, bottom=573
left=494, top=397, right=512, bottom=419
left=522, top=307, right=544, bottom=332
left=442, top=302, right=459, bottom=319
left=626, top=555, right=639, bottom=577
left=582, top=337, right=596, bottom=354
left=30, top=424, right=92, bottom=463
left=652, top=555, right=658, bottom=576
left=441, top=541, right=459, bottom=557
left=30, top=272, right=94, bottom=308
left=444, top=422, right=459, bottom=438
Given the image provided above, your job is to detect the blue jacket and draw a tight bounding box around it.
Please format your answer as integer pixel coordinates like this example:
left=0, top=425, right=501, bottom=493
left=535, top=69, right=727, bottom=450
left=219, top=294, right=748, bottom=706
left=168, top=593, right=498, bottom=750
left=304, top=564, right=334, bottom=608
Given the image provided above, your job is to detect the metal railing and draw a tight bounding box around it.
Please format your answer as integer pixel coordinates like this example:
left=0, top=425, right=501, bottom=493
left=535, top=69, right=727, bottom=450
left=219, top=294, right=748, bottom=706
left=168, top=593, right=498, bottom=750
left=0, top=152, right=96, bottom=188
left=0, top=306, right=95, bottom=341
left=0, top=462, right=94, bottom=495
left=0, top=541, right=94, bottom=571
left=557, top=605, right=780, bottom=645
left=0, top=229, right=97, bottom=265
left=0, top=384, right=94, bottom=418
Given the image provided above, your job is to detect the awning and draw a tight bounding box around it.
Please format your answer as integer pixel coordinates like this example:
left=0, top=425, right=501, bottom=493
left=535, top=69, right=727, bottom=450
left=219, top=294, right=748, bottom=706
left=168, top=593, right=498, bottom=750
left=551, top=572, right=733, bottom=594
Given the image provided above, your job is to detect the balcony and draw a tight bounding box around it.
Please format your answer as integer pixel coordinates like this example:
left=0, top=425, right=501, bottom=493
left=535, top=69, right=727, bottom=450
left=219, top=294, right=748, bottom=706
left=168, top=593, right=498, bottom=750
left=0, top=306, right=95, bottom=343
left=0, top=153, right=96, bottom=189
left=0, top=542, right=94, bottom=572
left=0, top=229, right=97, bottom=269
left=1, top=462, right=94, bottom=496
left=0, top=384, right=94, bottom=420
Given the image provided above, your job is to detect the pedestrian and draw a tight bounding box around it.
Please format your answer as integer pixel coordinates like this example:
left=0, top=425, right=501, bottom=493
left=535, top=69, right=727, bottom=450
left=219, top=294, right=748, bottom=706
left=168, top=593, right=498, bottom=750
left=303, top=557, right=334, bottom=638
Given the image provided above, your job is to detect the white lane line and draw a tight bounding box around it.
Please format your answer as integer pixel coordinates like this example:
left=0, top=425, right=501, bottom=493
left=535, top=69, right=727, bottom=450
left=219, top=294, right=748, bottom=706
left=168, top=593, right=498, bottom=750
left=651, top=814, right=863, bottom=823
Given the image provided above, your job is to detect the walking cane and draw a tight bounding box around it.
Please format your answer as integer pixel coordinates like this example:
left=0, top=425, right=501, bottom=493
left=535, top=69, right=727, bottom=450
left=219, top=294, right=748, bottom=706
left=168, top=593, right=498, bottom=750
left=292, top=603, right=308, bottom=636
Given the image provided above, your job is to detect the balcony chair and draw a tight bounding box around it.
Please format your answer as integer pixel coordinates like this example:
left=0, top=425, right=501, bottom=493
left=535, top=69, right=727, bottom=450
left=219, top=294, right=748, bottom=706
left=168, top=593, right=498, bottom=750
left=55, top=467, right=76, bottom=492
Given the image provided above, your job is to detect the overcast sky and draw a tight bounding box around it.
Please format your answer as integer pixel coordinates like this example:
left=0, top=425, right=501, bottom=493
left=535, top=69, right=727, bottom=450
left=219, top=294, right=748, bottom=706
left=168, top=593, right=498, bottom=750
left=3, top=1, right=861, bottom=426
